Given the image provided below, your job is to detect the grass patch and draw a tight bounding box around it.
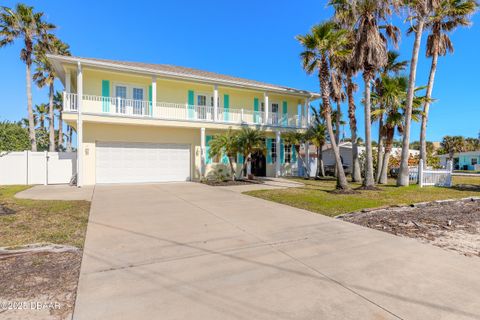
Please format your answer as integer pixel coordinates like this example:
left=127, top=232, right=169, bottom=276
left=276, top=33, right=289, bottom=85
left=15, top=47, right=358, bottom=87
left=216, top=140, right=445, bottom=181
left=244, top=176, right=480, bottom=217
left=0, top=185, right=91, bottom=248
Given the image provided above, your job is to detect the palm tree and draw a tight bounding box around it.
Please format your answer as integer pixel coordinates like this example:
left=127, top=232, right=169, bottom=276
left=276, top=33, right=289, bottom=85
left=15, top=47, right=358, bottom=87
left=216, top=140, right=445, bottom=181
left=237, top=128, right=266, bottom=178
left=397, top=0, right=439, bottom=186
left=372, top=75, right=425, bottom=183
left=329, top=68, right=345, bottom=144
left=208, top=129, right=239, bottom=180
left=281, top=131, right=309, bottom=177
left=34, top=103, right=48, bottom=129
left=419, top=0, right=478, bottom=166
left=297, top=21, right=351, bottom=190
left=308, top=108, right=328, bottom=178
left=33, top=34, right=70, bottom=152
left=0, top=4, right=55, bottom=151
left=441, top=135, right=466, bottom=160
left=329, top=2, right=363, bottom=182
left=66, top=125, right=75, bottom=152
left=350, top=0, right=400, bottom=189
left=373, top=51, right=408, bottom=182
left=53, top=91, right=64, bottom=148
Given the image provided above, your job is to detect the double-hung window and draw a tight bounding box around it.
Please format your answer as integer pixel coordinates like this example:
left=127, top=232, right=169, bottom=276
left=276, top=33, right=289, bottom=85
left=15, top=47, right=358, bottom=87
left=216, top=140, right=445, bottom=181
left=271, top=139, right=277, bottom=163
left=285, top=144, right=292, bottom=164
left=472, top=157, right=478, bottom=166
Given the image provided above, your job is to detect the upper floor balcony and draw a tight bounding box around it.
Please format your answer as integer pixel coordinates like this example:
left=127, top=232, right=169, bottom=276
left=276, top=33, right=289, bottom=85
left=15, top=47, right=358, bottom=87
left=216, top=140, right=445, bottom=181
left=63, top=93, right=309, bottom=128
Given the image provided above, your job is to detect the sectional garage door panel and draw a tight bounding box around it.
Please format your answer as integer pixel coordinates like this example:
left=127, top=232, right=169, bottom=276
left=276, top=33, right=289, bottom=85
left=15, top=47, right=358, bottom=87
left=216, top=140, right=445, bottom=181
left=96, top=142, right=191, bottom=184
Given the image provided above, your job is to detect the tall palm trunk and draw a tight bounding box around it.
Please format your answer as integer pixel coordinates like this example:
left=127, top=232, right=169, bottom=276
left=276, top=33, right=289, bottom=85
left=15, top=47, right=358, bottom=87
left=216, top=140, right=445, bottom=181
left=420, top=50, right=438, bottom=167
left=58, top=111, right=63, bottom=150
left=379, top=126, right=394, bottom=184
left=335, top=102, right=341, bottom=144
left=48, top=83, right=55, bottom=152
left=376, top=116, right=384, bottom=183
left=228, top=156, right=236, bottom=181
left=319, top=60, right=349, bottom=190
left=362, top=71, right=375, bottom=188
left=66, top=126, right=72, bottom=152
left=346, top=72, right=361, bottom=182
left=316, top=144, right=325, bottom=177
left=398, top=20, right=424, bottom=186
left=26, top=62, right=37, bottom=151
left=379, top=151, right=391, bottom=184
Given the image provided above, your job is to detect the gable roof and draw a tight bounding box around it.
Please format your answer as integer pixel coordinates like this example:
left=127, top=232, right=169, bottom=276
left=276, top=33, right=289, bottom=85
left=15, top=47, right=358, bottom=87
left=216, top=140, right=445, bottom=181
left=47, top=55, right=320, bottom=98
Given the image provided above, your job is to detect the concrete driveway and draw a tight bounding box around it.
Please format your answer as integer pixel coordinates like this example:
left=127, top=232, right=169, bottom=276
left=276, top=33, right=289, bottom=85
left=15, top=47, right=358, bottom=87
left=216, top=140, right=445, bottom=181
left=74, top=183, right=480, bottom=320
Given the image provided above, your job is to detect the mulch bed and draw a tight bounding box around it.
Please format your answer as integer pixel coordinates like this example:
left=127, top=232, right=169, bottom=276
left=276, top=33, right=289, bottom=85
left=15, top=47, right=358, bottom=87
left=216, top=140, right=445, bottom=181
left=339, top=198, right=480, bottom=257
left=202, top=179, right=264, bottom=186
left=0, top=250, right=82, bottom=319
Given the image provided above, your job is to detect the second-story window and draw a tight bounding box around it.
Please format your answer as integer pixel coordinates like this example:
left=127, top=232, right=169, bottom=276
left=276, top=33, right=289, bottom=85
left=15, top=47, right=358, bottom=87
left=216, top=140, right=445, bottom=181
left=271, top=103, right=279, bottom=124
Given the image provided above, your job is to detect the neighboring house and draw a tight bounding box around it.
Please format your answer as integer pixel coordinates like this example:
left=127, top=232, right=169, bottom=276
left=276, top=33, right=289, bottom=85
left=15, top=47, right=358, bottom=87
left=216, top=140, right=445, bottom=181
left=301, top=142, right=420, bottom=173
left=47, top=55, right=319, bottom=185
left=439, top=151, right=480, bottom=171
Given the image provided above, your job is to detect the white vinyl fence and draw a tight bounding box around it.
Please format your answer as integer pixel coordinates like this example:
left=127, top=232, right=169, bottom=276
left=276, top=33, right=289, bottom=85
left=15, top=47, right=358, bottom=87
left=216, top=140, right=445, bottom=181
left=0, top=151, right=76, bottom=185
left=418, top=160, right=453, bottom=187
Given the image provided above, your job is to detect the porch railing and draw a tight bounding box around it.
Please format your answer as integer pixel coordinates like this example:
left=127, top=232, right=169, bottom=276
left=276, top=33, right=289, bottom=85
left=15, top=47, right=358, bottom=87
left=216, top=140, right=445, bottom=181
left=63, top=92, right=307, bottom=128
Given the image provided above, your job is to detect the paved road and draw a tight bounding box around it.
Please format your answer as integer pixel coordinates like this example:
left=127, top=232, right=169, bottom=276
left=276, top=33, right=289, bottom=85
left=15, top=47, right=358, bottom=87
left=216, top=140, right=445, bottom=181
left=74, top=183, right=480, bottom=320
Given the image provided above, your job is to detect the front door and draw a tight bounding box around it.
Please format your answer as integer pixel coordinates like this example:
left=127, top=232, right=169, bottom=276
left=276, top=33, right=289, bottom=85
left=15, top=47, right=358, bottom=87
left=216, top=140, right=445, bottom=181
left=251, top=150, right=266, bottom=177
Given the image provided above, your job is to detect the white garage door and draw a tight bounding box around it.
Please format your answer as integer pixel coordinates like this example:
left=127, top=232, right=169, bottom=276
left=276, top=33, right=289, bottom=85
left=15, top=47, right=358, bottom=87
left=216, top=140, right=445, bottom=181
left=96, top=142, right=191, bottom=184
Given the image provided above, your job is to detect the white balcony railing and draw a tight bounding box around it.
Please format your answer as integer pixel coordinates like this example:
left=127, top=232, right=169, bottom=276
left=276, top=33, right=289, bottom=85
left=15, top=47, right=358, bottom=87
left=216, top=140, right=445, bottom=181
left=63, top=92, right=308, bottom=128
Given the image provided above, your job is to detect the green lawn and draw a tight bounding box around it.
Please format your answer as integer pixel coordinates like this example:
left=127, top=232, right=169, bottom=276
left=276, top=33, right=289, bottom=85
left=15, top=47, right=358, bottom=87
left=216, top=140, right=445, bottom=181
left=244, top=176, right=480, bottom=217
left=0, top=186, right=91, bottom=248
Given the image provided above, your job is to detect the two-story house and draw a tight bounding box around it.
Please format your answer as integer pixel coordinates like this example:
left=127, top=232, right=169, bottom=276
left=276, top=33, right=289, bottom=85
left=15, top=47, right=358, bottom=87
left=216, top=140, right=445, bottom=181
left=47, top=55, right=319, bottom=185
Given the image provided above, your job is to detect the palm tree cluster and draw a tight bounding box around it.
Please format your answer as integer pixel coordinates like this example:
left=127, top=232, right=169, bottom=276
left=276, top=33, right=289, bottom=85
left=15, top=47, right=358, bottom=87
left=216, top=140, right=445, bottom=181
left=208, top=127, right=266, bottom=181
left=1, top=3, right=71, bottom=152
left=297, top=0, right=477, bottom=190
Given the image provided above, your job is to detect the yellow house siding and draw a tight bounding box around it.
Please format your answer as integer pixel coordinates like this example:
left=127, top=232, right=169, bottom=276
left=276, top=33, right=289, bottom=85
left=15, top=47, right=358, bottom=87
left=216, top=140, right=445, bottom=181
left=80, top=68, right=306, bottom=116
left=78, top=122, right=296, bottom=185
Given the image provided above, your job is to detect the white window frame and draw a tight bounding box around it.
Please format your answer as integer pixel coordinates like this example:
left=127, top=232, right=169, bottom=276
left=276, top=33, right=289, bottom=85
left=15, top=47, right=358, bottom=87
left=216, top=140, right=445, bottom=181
left=271, top=139, right=277, bottom=164
left=112, top=82, right=147, bottom=100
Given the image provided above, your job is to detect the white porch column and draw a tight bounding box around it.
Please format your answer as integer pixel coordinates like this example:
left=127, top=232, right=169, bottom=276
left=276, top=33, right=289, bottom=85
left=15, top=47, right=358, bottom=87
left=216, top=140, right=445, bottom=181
left=275, top=131, right=281, bottom=177
left=305, top=141, right=310, bottom=177
left=213, top=85, right=218, bottom=121
left=264, top=92, right=269, bottom=125
left=76, top=62, right=83, bottom=187
left=151, top=76, right=157, bottom=116
left=305, top=98, right=310, bottom=127
left=200, top=127, right=206, bottom=177
left=65, top=70, right=71, bottom=92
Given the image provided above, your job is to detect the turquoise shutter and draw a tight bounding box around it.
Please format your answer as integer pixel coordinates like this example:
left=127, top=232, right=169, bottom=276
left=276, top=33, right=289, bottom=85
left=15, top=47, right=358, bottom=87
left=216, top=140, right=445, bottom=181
left=101, top=80, right=110, bottom=112
left=292, top=145, right=297, bottom=162
left=280, top=139, right=285, bottom=164
left=266, top=139, right=272, bottom=164
left=282, top=101, right=288, bottom=126
left=206, top=135, right=212, bottom=164
left=148, top=85, right=152, bottom=116
left=224, top=94, right=230, bottom=121
left=237, top=153, right=244, bottom=164
left=222, top=150, right=229, bottom=164
left=253, top=98, right=259, bottom=123
left=188, top=90, right=195, bottom=119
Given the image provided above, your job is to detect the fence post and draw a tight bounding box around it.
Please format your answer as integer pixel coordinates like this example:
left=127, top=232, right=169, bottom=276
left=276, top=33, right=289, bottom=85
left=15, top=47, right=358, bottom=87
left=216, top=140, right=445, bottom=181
left=25, top=150, right=29, bottom=185
left=44, top=151, right=48, bottom=185
left=418, top=160, right=424, bottom=188
left=447, top=160, right=453, bottom=187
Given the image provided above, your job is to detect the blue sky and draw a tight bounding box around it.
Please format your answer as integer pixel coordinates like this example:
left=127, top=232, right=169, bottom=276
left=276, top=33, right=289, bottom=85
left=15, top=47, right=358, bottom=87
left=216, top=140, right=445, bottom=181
left=0, top=0, right=479, bottom=142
